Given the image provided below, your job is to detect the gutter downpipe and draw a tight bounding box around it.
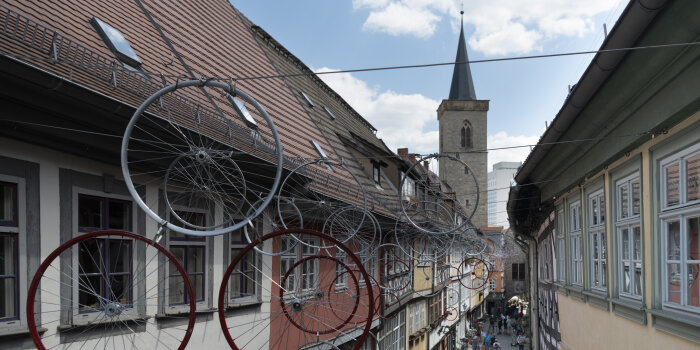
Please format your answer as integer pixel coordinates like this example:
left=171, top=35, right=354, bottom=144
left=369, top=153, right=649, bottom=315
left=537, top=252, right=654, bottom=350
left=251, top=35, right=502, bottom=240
left=528, top=235, right=538, bottom=350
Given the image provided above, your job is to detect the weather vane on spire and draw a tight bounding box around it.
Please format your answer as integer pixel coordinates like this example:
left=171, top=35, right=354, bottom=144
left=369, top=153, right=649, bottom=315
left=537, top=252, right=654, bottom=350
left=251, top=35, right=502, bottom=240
left=460, top=1, right=464, bottom=25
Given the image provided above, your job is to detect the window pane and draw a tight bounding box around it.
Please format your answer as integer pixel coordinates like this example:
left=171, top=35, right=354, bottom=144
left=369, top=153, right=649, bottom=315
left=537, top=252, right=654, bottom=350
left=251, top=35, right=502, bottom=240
left=687, top=153, right=700, bottom=201
left=169, top=275, right=185, bottom=304
left=667, top=263, right=682, bottom=304
left=619, top=184, right=629, bottom=218
left=600, top=196, right=605, bottom=223
left=171, top=246, right=185, bottom=265
left=592, top=199, right=598, bottom=226
left=631, top=180, right=641, bottom=216
left=602, top=260, right=607, bottom=287
left=0, top=183, right=16, bottom=224
left=633, top=227, right=641, bottom=261
left=78, top=196, right=102, bottom=231
left=601, top=233, right=606, bottom=260
left=92, top=18, right=141, bottom=64
left=192, top=274, right=204, bottom=301
left=0, top=278, right=16, bottom=319
left=108, top=200, right=131, bottom=230
left=109, top=240, right=130, bottom=273
left=688, top=217, right=699, bottom=261
left=666, top=163, right=680, bottom=206
left=188, top=247, right=205, bottom=274
left=689, top=264, right=700, bottom=307
left=622, top=262, right=630, bottom=293
left=79, top=275, right=103, bottom=310
left=592, top=234, right=598, bottom=260
left=230, top=229, right=243, bottom=243
left=0, top=235, right=16, bottom=276
left=667, top=221, right=681, bottom=260
left=634, top=262, right=642, bottom=296
left=79, top=239, right=103, bottom=274
left=109, top=274, right=130, bottom=304
left=230, top=249, right=241, bottom=298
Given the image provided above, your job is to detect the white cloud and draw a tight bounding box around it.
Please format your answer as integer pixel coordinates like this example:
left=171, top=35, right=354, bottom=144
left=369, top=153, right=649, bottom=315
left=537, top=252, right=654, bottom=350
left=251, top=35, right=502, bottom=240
left=317, top=67, right=540, bottom=169
left=363, top=3, right=441, bottom=38
left=317, top=67, right=440, bottom=154
left=468, top=21, right=542, bottom=56
left=352, top=0, right=623, bottom=55
left=487, top=132, right=539, bottom=171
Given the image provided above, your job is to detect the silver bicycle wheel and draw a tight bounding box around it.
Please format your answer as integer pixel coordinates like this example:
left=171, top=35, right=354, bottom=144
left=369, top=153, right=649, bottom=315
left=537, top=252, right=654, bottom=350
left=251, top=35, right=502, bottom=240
left=121, top=79, right=283, bottom=237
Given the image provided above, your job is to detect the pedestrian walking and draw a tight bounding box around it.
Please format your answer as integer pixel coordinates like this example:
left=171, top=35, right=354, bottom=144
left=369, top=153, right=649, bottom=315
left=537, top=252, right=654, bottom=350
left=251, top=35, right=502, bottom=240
left=516, top=332, right=527, bottom=350
left=488, top=315, right=496, bottom=333
left=471, top=334, right=480, bottom=350
left=498, top=317, right=503, bottom=334
left=505, top=316, right=512, bottom=335
left=510, top=321, right=518, bottom=346
left=484, top=332, right=492, bottom=350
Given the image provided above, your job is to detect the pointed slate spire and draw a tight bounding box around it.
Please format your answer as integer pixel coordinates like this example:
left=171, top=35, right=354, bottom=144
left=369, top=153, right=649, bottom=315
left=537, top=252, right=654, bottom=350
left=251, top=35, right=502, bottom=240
left=449, top=11, right=477, bottom=100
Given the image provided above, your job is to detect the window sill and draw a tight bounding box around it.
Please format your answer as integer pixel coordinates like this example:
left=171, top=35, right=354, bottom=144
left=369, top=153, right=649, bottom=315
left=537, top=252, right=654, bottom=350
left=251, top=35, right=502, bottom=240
left=582, top=290, right=609, bottom=310
left=59, top=315, right=150, bottom=330
left=648, top=308, right=700, bottom=344
left=0, top=326, right=46, bottom=338
left=564, top=285, right=585, bottom=301
left=610, top=297, right=645, bottom=325
left=224, top=301, right=262, bottom=310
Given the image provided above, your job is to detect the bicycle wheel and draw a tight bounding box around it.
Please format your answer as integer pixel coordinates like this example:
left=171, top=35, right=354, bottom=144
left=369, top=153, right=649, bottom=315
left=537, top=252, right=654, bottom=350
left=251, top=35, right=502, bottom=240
left=27, top=230, right=196, bottom=350
left=218, top=229, right=374, bottom=350
left=121, top=79, right=284, bottom=237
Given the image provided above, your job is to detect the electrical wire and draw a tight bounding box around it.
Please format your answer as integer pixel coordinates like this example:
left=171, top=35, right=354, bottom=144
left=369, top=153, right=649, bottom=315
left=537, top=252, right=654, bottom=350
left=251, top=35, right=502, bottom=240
left=2, top=40, right=700, bottom=83
left=0, top=119, right=659, bottom=157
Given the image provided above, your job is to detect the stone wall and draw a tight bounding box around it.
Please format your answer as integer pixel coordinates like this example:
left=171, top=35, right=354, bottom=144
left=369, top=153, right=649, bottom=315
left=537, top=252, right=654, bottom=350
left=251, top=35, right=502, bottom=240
left=437, top=99, right=489, bottom=228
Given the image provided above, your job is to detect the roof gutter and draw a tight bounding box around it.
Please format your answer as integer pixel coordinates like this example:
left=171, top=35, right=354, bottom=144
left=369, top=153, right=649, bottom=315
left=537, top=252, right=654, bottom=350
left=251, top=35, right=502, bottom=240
left=509, top=0, right=669, bottom=232
left=514, top=0, right=669, bottom=185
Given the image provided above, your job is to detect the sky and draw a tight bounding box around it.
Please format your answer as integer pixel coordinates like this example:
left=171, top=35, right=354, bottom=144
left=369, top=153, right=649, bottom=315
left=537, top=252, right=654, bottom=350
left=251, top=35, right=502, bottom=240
left=232, top=0, right=627, bottom=172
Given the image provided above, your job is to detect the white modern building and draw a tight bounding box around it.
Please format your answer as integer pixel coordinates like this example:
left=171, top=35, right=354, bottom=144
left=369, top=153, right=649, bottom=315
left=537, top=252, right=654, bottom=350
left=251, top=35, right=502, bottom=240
left=487, top=162, right=521, bottom=227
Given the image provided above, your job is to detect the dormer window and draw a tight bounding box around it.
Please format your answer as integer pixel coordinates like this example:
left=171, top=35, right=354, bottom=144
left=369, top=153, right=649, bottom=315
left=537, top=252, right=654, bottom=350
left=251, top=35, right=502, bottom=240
left=228, top=96, right=258, bottom=129
left=90, top=17, right=141, bottom=68
left=300, top=92, right=314, bottom=108
left=323, top=106, right=336, bottom=121
left=373, top=163, right=381, bottom=185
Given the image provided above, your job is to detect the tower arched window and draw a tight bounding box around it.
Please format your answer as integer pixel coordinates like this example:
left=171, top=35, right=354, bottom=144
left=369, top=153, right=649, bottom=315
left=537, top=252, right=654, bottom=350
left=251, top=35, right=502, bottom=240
left=460, top=121, right=472, bottom=148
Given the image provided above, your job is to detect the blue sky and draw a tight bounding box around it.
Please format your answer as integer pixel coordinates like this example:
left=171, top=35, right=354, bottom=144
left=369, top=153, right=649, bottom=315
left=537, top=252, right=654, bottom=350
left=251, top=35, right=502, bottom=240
left=232, top=0, right=627, bottom=171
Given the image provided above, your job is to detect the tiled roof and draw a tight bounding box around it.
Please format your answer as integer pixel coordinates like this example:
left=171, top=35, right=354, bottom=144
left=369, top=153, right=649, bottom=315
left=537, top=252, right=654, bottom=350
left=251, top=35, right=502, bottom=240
left=0, top=0, right=403, bottom=217
left=0, top=0, right=334, bottom=166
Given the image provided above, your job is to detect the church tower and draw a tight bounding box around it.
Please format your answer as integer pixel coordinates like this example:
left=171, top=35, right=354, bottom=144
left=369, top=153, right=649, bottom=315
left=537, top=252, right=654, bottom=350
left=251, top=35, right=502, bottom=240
left=438, top=12, right=489, bottom=229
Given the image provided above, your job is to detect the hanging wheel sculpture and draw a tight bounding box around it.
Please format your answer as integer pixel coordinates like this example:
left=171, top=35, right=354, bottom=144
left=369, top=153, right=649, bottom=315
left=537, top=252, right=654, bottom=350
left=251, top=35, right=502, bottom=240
left=276, top=159, right=368, bottom=246
left=121, top=79, right=284, bottom=237
left=27, top=230, right=196, bottom=350
left=218, top=229, right=374, bottom=350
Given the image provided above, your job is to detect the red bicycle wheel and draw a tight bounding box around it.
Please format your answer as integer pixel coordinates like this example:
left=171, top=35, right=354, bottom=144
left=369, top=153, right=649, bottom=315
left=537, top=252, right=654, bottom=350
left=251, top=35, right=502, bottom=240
left=27, top=230, right=196, bottom=350
left=458, top=257, right=490, bottom=290
left=218, top=229, right=374, bottom=350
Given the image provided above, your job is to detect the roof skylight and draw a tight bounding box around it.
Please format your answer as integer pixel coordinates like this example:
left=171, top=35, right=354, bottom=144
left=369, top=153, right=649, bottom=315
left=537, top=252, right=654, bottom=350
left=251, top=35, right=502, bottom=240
left=311, top=140, right=333, bottom=171
left=90, top=17, right=141, bottom=68
left=228, top=95, right=258, bottom=128
left=323, top=106, right=336, bottom=121
left=300, top=92, right=314, bottom=108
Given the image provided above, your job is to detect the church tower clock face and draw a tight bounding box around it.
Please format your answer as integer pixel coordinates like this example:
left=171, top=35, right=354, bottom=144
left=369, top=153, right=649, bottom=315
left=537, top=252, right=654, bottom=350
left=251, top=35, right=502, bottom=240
left=436, top=14, right=489, bottom=229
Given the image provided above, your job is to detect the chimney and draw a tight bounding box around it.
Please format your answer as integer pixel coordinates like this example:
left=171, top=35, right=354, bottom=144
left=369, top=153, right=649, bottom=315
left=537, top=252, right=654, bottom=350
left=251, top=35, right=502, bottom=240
left=423, top=161, right=430, bottom=169
left=397, top=148, right=409, bottom=157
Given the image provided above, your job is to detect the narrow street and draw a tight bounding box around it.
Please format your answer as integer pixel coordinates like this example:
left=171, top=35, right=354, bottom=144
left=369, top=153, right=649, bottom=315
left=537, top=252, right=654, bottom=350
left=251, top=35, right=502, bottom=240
left=466, top=331, right=521, bottom=350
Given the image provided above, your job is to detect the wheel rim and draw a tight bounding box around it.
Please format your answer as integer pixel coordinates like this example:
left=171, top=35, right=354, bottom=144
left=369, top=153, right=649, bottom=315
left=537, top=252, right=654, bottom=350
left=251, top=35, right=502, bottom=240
left=218, top=229, right=374, bottom=350
left=27, top=230, right=196, bottom=350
